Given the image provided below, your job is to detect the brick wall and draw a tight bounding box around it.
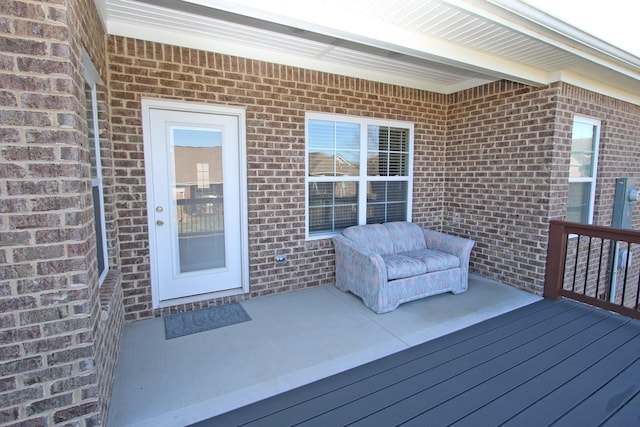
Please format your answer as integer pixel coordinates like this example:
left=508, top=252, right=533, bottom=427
left=107, top=36, right=449, bottom=320
left=0, top=0, right=122, bottom=425
left=443, top=80, right=640, bottom=296
left=444, top=81, right=560, bottom=293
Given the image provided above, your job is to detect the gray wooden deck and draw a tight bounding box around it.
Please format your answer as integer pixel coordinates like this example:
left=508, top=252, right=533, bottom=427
left=193, top=298, right=640, bottom=426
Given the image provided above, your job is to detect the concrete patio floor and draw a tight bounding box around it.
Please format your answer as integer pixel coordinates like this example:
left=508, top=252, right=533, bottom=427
left=107, top=275, right=541, bottom=427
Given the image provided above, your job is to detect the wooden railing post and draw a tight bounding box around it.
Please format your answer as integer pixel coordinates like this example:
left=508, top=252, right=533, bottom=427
left=544, top=220, right=567, bottom=300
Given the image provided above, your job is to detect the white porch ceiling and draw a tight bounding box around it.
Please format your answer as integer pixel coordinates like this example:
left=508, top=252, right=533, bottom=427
left=97, top=0, right=640, bottom=103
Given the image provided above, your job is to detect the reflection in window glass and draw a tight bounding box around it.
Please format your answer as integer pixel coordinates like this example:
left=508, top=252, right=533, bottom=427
left=566, top=182, right=591, bottom=223
left=569, top=122, right=596, bottom=178
left=308, top=182, right=358, bottom=233
left=308, top=120, right=360, bottom=177
left=566, top=117, right=600, bottom=224
left=171, top=127, right=226, bottom=272
left=367, top=181, right=408, bottom=224
left=367, top=126, right=409, bottom=177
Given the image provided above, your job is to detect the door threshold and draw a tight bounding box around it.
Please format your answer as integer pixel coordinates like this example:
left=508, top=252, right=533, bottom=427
left=156, top=286, right=248, bottom=309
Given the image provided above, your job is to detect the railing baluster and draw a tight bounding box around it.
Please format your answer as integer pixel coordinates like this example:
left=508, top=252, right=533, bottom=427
left=572, top=236, right=581, bottom=292
left=583, top=237, right=592, bottom=296
left=562, top=234, right=569, bottom=293
left=595, top=238, right=604, bottom=300
left=621, top=241, right=632, bottom=307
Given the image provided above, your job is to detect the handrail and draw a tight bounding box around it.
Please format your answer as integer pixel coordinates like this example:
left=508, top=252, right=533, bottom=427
left=544, top=220, right=640, bottom=320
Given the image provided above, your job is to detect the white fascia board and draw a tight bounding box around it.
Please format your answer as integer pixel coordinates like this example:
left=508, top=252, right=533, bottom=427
left=461, top=0, right=640, bottom=80
left=107, top=20, right=456, bottom=93
left=550, top=70, right=640, bottom=107
left=182, top=0, right=550, bottom=86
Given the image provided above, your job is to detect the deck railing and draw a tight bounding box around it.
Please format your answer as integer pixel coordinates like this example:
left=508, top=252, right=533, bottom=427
left=544, top=220, right=640, bottom=320
left=176, top=197, right=224, bottom=236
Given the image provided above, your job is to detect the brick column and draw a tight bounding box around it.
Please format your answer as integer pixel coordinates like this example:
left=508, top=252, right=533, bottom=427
left=1, top=1, right=110, bottom=425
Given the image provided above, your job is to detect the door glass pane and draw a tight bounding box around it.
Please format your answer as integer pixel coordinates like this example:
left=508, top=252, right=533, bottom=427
left=171, top=127, right=225, bottom=273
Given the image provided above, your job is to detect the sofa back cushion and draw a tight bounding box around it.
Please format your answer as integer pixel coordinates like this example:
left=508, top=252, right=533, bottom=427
left=383, top=222, right=427, bottom=253
left=342, top=222, right=426, bottom=255
left=342, top=223, right=395, bottom=255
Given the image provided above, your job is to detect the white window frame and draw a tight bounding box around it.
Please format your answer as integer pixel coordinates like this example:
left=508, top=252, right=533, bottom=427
left=83, top=51, right=109, bottom=285
left=567, top=115, right=601, bottom=225
left=305, top=112, right=414, bottom=240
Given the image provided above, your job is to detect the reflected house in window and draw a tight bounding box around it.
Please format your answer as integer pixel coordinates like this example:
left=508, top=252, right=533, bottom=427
left=173, top=145, right=224, bottom=238
left=309, top=151, right=359, bottom=196
left=174, top=146, right=223, bottom=198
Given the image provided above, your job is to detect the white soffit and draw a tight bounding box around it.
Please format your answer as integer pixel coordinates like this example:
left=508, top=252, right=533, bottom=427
left=99, top=0, right=640, bottom=102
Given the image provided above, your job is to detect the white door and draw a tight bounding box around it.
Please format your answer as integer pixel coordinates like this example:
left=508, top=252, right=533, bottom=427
left=142, top=100, right=248, bottom=307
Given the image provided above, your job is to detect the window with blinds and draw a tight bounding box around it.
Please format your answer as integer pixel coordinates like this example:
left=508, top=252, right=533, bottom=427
left=306, top=113, right=413, bottom=238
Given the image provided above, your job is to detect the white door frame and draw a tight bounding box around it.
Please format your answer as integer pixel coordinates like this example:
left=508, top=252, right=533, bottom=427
left=141, top=98, right=249, bottom=308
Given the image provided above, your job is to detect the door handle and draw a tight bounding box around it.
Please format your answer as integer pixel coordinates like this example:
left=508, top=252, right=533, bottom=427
left=156, top=220, right=164, bottom=226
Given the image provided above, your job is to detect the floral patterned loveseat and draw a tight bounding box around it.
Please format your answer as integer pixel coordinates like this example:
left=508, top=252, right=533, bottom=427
left=333, top=221, right=475, bottom=314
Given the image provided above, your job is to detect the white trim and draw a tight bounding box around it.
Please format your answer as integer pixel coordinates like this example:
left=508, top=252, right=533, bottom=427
left=456, top=0, right=640, bottom=80
left=549, top=70, right=640, bottom=108
left=490, top=0, right=640, bottom=72
left=82, top=50, right=102, bottom=85
left=141, top=98, right=249, bottom=309
left=305, top=112, right=414, bottom=240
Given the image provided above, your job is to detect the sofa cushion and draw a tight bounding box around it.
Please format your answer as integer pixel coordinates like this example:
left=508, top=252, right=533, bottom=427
left=403, top=249, right=460, bottom=272
left=343, top=223, right=395, bottom=255
left=383, top=221, right=427, bottom=253
left=381, top=253, right=428, bottom=280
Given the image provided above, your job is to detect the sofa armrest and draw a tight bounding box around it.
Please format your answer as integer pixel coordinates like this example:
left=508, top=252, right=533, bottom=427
left=423, top=229, right=475, bottom=293
left=422, top=229, right=474, bottom=261
left=333, top=234, right=387, bottom=311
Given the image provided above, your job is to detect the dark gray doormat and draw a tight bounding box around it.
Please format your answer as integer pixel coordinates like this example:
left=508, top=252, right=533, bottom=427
left=164, top=303, right=251, bottom=339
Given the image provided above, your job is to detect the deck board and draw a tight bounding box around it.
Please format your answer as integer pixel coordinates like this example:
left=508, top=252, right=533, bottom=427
left=193, top=299, right=640, bottom=427
left=452, top=316, right=640, bottom=426
left=344, top=306, right=610, bottom=426
left=504, top=331, right=640, bottom=426
left=403, top=312, right=634, bottom=426
left=601, top=389, right=640, bottom=426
